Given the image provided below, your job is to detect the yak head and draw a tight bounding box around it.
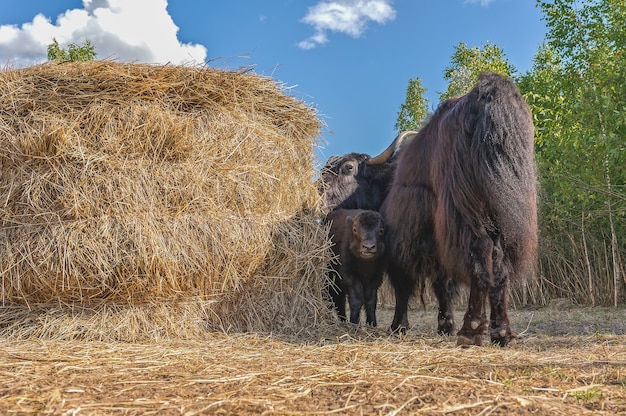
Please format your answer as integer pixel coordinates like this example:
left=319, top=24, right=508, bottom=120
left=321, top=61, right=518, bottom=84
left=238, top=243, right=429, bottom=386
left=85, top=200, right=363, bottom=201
left=319, top=152, right=376, bottom=212
left=348, top=210, right=385, bottom=260
left=318, top=131, right=418, bottom=213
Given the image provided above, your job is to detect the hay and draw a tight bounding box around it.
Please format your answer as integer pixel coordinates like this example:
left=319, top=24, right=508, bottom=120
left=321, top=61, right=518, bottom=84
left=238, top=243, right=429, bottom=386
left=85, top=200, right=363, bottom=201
left=1, top=307, right=625, bottom=414
left=0, top=61, right=333, bottom=338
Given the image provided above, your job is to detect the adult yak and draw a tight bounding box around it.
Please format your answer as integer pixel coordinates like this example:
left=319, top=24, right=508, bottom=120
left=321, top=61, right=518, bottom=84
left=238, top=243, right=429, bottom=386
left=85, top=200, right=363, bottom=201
left=318, top=131, right=417, bottom=213
left=381, top=72, right=538, bottom=347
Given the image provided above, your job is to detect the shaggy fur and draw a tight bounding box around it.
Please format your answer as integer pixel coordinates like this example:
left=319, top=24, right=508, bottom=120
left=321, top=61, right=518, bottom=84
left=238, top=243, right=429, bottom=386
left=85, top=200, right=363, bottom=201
left=325, top=209, right=386, bottom=326
left=381, top=72, right=538, bottom=346
left=318, top=153, right=394, bottom=213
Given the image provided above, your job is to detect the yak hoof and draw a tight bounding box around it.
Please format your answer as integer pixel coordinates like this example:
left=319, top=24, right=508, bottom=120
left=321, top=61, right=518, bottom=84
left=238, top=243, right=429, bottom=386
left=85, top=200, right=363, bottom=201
left=437, top=319, right=456, bottom=336
left=490, top=328, right=517, bottom=347
left=389, top=324, right=407, bottom=336
left=457, top=322, right=487, bottom=346
left=456, top=333, right=484, bottom=347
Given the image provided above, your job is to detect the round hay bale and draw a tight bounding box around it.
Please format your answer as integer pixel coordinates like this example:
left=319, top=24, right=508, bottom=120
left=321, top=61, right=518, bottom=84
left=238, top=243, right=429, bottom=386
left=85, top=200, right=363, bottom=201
left=0, top=61, right=333, bottom=339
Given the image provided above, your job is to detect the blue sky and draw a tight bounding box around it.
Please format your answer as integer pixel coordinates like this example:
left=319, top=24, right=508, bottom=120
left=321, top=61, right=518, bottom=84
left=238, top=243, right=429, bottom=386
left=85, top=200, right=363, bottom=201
left=0, top=0, right=546, bottom=165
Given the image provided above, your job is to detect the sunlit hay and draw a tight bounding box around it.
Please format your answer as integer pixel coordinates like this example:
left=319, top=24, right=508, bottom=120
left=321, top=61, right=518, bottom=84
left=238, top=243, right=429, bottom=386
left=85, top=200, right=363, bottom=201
left=0, top=61, right=332, bottom=339
left=0, top=302, right=212, bottom=342
left=209, top=217, right=335, bottom=335
left=0, top=321, right=625, bottom=414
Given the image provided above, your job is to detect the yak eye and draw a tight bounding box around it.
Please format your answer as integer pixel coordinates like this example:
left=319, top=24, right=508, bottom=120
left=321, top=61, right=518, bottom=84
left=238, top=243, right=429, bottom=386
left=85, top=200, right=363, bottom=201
left=342, top=163, right=356, bottom=175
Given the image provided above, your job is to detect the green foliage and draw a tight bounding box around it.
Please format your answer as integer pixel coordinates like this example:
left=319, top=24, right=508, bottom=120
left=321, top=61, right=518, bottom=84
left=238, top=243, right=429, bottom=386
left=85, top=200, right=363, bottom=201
left=518, top=0, right=626, bottom=304
left=47, top=39, right=67, bottom=62
left=47, top=38, right=97, bottom=62
left=395, top=77, right=429, bottom=132
left=521, top=0, right=626, bottom=219
left=440, top=41, right=516, bottom=100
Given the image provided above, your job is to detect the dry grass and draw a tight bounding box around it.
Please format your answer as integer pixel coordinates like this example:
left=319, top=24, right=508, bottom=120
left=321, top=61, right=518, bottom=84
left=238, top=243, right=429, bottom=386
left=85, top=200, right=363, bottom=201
left=0, top=61, right=333, bottom=337
left=0, top=307, right=624, bottom=415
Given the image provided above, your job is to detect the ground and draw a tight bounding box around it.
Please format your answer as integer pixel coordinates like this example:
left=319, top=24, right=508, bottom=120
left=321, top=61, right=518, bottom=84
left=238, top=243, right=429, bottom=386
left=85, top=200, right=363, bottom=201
left=1, top=304, right=625, bottom=415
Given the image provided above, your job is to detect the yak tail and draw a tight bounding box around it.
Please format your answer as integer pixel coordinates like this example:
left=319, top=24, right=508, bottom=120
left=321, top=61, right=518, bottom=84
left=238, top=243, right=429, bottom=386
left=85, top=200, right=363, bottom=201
left=442, top=73, right=538, bottom=280
left=473, top=72, right=538, bottom=279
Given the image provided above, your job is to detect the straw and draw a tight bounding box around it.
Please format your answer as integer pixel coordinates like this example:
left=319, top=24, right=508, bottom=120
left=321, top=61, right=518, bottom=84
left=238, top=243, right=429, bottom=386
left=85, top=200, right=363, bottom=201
left=0, top=61, right=332, bottom=337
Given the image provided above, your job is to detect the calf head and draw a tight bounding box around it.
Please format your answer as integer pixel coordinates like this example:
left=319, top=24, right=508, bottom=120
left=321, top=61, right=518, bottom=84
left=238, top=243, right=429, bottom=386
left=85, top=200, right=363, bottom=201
left=347, top=211, right=385, bottom=260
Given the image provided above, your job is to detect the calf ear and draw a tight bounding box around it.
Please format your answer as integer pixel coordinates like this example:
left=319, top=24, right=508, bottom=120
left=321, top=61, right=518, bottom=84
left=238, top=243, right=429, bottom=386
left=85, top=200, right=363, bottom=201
left=346, top=216, right=353, bottom=228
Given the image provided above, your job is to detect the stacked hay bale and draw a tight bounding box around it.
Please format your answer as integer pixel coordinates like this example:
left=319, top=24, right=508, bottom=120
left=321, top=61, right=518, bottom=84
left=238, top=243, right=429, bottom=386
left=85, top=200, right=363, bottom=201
left=0, top=61, right=332, bottom=340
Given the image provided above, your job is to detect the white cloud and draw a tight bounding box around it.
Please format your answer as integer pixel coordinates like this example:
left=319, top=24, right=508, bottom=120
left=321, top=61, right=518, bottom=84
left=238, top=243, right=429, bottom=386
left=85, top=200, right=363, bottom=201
left=298, top=0, right=396, bottom=50
left=0, top=0, right=207, bottom=67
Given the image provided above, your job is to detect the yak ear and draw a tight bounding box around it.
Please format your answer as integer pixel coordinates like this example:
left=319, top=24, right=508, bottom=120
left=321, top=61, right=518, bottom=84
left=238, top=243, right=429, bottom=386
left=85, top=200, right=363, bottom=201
left=346, top=216, right=354, bottom=229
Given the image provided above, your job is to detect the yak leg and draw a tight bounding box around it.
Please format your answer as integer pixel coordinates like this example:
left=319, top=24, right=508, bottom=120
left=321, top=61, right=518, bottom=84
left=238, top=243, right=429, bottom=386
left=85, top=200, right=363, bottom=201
left=489, top=240, right=515, bottom=346
left=457, top=236, right=492, bottom=346
left=388, top=263, right=415, bottom=334
left=347, top=280, right=364, bottom=325
left=457, top=281, right=489, bottom=346
left=390, top=284, right=409, bottom=334
left=363, top=285, right=378, bottom=327
left=489, top=275, right=513, bottom=346
left=432, top=273, right=457, bottom=336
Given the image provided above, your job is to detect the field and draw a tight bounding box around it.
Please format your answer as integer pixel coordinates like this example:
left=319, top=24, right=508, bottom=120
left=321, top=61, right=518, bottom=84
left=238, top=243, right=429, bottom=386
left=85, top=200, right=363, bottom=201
left=1, top=304, right=624, bottom=415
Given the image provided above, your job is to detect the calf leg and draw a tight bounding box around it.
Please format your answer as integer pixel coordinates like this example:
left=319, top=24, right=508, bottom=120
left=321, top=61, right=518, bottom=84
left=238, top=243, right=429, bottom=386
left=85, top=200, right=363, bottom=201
left=432, top=273, right=457, bottom=336
left=348, top=281, right=365, bottom=325
left=363, top=285, right=378, bottom=326
left=457, top=236, right=492, bottom=346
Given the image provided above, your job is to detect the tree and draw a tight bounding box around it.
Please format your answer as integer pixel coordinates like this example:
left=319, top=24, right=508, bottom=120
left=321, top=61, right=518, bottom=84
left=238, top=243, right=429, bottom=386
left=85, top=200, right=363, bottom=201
left=440, top=41, right=516, bottom=100
left=395, top=77, right=429, bottom=132
left=518, top=0, right=625, bottom=305
left=47, top=38, right=97, bottom=62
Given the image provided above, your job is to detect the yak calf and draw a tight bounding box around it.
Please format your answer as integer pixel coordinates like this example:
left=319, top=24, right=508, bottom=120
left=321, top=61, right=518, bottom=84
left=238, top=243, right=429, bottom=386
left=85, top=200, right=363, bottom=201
left=325, top=209, right=386, bottom=326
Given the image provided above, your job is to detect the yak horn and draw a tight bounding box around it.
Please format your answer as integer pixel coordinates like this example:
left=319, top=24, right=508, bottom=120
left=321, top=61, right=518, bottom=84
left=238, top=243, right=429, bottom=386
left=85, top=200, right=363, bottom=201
left=366, top=130, right=418, bottom=165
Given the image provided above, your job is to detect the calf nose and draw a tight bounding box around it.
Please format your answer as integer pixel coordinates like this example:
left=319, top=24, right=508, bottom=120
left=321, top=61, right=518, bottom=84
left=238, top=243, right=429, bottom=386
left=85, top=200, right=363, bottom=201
left=362, top=242, right=376, bottom=251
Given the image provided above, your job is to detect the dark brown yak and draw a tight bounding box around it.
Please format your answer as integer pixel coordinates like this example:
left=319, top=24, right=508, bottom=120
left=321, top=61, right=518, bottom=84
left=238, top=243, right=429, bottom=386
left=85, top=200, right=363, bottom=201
left=318, top=131, right=416, bottom=213
left=318, top=131, right=457, bottom=337
left=325, top=209, right=386, bottom=326
left=381, top=72, right=538, bottom=346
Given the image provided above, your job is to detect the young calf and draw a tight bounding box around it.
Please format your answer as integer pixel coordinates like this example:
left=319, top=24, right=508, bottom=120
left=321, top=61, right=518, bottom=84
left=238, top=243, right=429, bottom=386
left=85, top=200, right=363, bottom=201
left=325, top=209, right=386, bottom=326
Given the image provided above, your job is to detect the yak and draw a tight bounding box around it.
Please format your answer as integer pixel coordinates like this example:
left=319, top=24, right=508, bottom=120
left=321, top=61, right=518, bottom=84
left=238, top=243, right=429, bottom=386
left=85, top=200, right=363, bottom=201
left=381, top=72, right=538, bottom=346
left=318, top=131, right=417, bottom=213
left=318, top=72, right=537, bottom=347
left=325, top=209, right=386, bottom=326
